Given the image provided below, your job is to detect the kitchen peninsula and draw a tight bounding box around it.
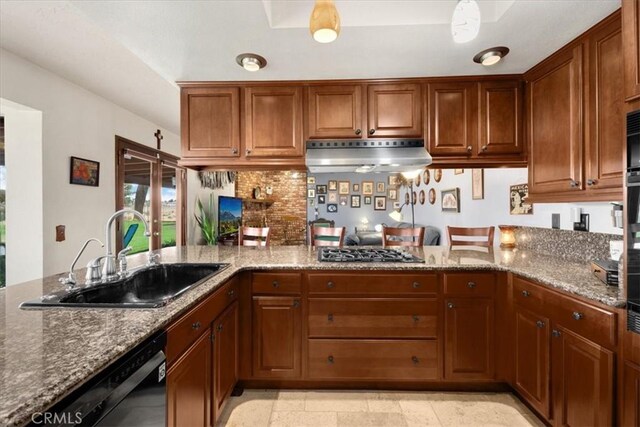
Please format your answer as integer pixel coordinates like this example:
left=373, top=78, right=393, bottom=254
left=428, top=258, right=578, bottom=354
left=0, top=242, right=625, bottom=426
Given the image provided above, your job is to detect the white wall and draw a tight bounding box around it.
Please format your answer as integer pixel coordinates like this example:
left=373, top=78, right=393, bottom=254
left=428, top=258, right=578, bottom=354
left=0, top=48, right=180, bottom=279
left=412, top=168, right=622, bottom=245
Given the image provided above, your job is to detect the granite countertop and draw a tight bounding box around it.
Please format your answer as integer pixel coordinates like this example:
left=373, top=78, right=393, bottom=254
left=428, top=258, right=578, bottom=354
left=0, top=245, right=625, bottom=426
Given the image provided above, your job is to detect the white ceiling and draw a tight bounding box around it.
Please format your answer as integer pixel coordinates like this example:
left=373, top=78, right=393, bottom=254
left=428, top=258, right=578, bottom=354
left=0, top=0, right=621, bottom=134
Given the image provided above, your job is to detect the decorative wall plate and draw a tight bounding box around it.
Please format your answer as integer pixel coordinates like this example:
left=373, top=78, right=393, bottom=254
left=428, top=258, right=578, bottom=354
left=428, top=188, right=436, bottom=205
left=419, top=190, right=426, bottom=205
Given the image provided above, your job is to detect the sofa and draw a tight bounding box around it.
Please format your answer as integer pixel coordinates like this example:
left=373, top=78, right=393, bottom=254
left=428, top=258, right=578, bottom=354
left=345, top=222, right=440, bottom=246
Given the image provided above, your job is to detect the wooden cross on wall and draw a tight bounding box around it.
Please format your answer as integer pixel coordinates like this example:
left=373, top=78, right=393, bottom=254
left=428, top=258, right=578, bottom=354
left=154, top=129, right=163, bottom=150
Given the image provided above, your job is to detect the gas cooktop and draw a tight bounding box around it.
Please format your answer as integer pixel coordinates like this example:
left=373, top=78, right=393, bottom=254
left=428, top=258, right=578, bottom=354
left=317, top=248, right=425, bottom=263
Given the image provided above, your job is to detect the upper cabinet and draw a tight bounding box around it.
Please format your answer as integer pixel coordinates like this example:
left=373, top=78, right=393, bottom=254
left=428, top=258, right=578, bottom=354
left=478, top=80, right=524, bottom=156
left=181, top=87, right=240, bottom=159
left=245, top=86, right=304, bottom=158
left=367, top=83, right=422, bottom=137
left=623, top=0, right=640, bottom=102
left=427, top=82, right=477, bottom=156
left=307, top=85, right=363, bottom=139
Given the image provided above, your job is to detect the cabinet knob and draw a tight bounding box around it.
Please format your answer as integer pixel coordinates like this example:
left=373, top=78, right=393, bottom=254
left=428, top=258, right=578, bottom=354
left=217, top=324, right=223, bottom=332
left=355, top=129, right=362, bottom=136
left=536, top=320, right=545, bottom=328
left=328, top=313, right=334, bottom=322
left=293, top=300, right=300, bottom=308
left=467, top=281, right=476, bottom=289
left=327, top=281, right=335, bottom=289
left=570, top=180, right=580, bottom=188
left=521, top=290, right=530, bottom=297
left=481, top=145, right=487, bottom=152
left=153, top=231, right=160, bottom=237
left=587, top=179, right=597, bottom=186
left=412, top=281, right=421, bottom=289
left=232, top=148, right=238, bottom=154
left=466, top=146, right=472, bottom=153
left=411, top=356, right=419, bottom=365
left=328, top=355, right=334, bottom=364
left=192, top=321, right=201, bottom=330
left=246, top=149, right=252, bottom=155
left=368, top=129, right=375, bottom=135
left=572, top=311, right=584, bottom=320
left=552, top=330, right=562, bottom=338
left=412, top=315, right=420, bottom=322
left=447, top=302, right=455, bottom=309
left=272, top=280, right=280, bottom=288
left=227, top=289, right=235, bottom=297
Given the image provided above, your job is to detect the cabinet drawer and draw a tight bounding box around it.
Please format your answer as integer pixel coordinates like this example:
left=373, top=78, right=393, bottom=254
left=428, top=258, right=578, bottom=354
left=308, top=298, right=438, bottom=339
left=308, top=339, right=438, bottom=380
left=551, top=294, right=617, bottom=348
left=252, top=272, right=302, bottom=294
left=443, top=272, right=495, bottom=296
left=308, top=273, right=437, bottom=296
left=166, top=278, right=239, bottom=364
left=512, top=276, right=546, bottom=313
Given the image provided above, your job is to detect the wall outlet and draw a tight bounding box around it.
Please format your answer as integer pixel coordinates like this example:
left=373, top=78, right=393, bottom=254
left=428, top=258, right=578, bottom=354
left=573, top=213, right=590, bottom=232
left=56, top=225, right=65, bottom=242
left=552, top=213, right=560, bottom=229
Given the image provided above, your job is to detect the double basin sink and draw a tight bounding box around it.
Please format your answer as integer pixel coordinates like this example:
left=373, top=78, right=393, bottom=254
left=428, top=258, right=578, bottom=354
left=21, top=263, right=229, bottom=309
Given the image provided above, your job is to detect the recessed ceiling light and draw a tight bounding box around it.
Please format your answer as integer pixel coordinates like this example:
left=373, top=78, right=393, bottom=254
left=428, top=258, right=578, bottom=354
left=309, top=0, right=341, bottom=43
left=235, top=53, right=267, bottom=72
left=451, top=0, right=481, bottom=44
left=473, top=47, right=510, bottom=66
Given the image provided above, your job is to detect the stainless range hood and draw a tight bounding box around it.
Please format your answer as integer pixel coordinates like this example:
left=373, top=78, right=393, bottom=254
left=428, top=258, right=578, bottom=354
left=305, top=139, right=432, bottom=174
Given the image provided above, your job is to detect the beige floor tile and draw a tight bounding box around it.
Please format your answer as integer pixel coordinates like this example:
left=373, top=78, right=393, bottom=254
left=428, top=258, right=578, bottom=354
left=273, top=391, right=307, bottom=412
left=403, top=411, right=443, bottom=426
left=483, top=393, right=533, bottom=415
left=304, top=391, right=369, bottom=412
left=337, top=411, right=408, bottom=427
left=522, top=413, right=547, bottom=427
left=218, top=391, right=277, bottom=427
left=430, top=400, right=532, bottom=427
left=269, top=411, right=338, bottom=427
left=365, top=393, right=402, bottom=413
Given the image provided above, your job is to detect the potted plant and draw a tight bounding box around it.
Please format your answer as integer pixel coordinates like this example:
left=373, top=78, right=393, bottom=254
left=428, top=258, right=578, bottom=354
left=195, top=194, right=217, bottom=245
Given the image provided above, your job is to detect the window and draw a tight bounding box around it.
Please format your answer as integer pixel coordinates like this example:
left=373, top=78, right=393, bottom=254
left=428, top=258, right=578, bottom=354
left=116, top=136, right=186, bottom=254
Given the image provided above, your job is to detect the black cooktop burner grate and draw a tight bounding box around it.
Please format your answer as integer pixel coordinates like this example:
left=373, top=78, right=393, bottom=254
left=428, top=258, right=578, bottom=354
left=317, top=248, right=424, bottom=263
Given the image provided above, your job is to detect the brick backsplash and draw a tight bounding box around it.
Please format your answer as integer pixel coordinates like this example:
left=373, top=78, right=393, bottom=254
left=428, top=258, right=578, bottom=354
left=236, top=171, right=308, bottom=245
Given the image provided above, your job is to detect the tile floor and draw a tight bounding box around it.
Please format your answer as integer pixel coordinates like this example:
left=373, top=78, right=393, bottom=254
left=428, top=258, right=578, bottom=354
left=217, top=390, right=546, bottom=427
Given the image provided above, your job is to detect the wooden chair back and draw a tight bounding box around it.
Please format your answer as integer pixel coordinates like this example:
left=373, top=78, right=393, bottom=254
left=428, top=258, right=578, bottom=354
left=382, top=227, right=425, bottom=248
left=310, top=226, right=345, bottom=247
left=447, top=226, right=495, bottom=248
left=239, top=226, right=271, bottom=247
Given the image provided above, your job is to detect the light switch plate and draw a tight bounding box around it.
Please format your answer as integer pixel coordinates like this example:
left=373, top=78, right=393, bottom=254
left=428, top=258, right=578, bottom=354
left=56, top=225, right=65, bottom=242
left=552, top=214, right=560, bottom=229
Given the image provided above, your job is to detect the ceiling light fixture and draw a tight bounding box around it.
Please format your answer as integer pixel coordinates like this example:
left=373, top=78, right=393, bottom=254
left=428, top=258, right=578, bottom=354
left=451, top=0, right=481, bottom=44
left=309, top=0, right=341, bottom=43
left=473, top=46, right=510, bottom=66
left=235, top=53, right=267, bottom=72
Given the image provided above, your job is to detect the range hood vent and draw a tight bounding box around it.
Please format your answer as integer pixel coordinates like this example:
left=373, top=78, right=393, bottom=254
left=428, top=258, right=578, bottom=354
left=305, top=139, right=432, bottom=174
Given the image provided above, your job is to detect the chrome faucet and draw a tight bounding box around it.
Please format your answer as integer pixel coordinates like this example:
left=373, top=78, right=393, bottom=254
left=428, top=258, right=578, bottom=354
left=60, top=238, right=104, bottom=288
left=102, top=209, right=154, bottom=281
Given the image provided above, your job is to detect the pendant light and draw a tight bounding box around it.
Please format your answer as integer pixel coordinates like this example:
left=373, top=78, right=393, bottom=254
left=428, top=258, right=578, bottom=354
left=451, top=0, right=481, bottom=44
left=309, top=0, right=341, bottom=43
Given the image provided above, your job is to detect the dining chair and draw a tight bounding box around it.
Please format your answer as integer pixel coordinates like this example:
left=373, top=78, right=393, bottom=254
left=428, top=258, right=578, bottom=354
left=239, top=226, right=271, bottom=247
left=382, top=226, right=425, bottom=247
left=310, top=226, right=345, bottom=247
left=447, top=226, right=495, bottom=248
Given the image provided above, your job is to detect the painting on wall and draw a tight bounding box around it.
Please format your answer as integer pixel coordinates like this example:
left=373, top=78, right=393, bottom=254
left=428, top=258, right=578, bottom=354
left=316, top=185, right=327, bottom=194
left=388, top=189, right=397, bottom=200
left=374, top=196, right=387, bottom=211
left=388, top=175, right=399, bottom=187
left=318, top=195, right=326, bottom=204
left=510, top=184, right=533, bottom=215
left=328, top=192, right=338, bottom=203
left=351, top=195, right=361, bottom=208
left=454, top=169, right=464, bottom=175
left=307, top=176, right=316, bottom=184
left=328, top=180, right=338, bottom=191
left=308, top=189, right=315, bottom=198
left=339, top=195, right=348, bottom=206
left=441, top=188, right=460, bottom=213
left=472, top=169, right=484, bottom=200
left=352, top=183, right=360, bottom=193
left=364, top=196, right=372, bottom=205
left=70, top=156, right=100, bottom=187
left=376, top=182, right=385, bottom=193
left=423, top=169, right=430, bottom=185
left=428, top=188, right=436, bottom=205
left=414, top=174, right=421, bottom=187
left=362, top=181, right=374, bottom=195
left=327, top=203, right=338, bottom=213
left=338, top=181, right=350, bottom=195
left=434, top=169, right=442, bottom=183
left=419, top=190, right=426, bottom=205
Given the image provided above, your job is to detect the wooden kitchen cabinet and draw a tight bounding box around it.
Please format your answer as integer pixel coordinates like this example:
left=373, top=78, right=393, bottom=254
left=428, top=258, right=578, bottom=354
left=621, top=360, right=640, bottom=426
left=513, top=307, right=551, bottom=419
left=623, top=0, right=640, bottom=102
left=444, top=298, right=494, bottom=380
left=427, top=82, right=478, bottom=156
left=180, top=87, right=240, bottom=159
left=244, top=86, right=304, bottom=157
left=551, top=327, right=614, bottom=427
left=167, top=330, right=212, bottom=427
left=478, top=80, right=524, bottom=156
left=212, top=302, right=238, bottom=424
left=367, top=83, right=422, bottom=138
left=307, top=85, right=363, bottom=139
left=252, top=296, right=302, bottom=378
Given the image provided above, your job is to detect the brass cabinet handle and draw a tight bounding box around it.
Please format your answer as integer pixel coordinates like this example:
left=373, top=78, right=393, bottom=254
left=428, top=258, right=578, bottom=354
left=587, top=179, right=596, bottom=186
left=521, top=290, right=531, bottom=297
left=192, top=321, right=201, bottom=330
left=572, top=312, right=584, bottom=320
left=467, top=281, right=476, bottom=289
left=411, top=356, right=419, bottom=364
left=272, top=280, right=280, bottom=288
left=481, top=145, right=488, bottom=151
left=536, top=320, right=545, bottom=328
left=246, top=149, right=252, bottom=155
left=368, top=129, right=375, bottom=135
left=293, top=300, right=300, bottom=308
left=327, top=281, right=335, bottom=289
left=227, top=289, right=235, bottom=297
left=466, top=146, right=472, bottom=152
left=355, top=129, right=362, bottom=136
left=447, top=302, right=455, bottom=309
left=570, top=180, right=580, bottom=188
left=552, top=330, right=562, bottom=338
left=231, top=148, right=238, bottom=154
left=328, top=313, right=334, bottom=322
left=412, top=281, right=421, bottom=289
left=328, top=355, right=334, bottom=364
left=216, top=324, right=223, bottom=332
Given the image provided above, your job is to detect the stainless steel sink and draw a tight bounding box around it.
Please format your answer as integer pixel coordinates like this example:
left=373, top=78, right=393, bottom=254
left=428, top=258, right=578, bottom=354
left=20, top=263, right=229, bottom=309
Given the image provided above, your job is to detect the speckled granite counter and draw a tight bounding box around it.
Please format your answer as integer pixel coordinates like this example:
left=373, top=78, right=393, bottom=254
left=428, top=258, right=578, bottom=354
left=0, top=245, right=625, bottom=426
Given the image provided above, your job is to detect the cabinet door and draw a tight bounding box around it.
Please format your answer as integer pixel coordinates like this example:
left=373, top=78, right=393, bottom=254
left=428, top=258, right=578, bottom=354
left=245, top=86, right=304, bottom=157
left=367, top=83, right=422, bottom=137
left=527, top=44, right=584, bottom=195
left=514, top=308, right=550, bottom=419
left=181, top=87, right=240, bottom=158
left=444, top=298, right=494, bottom=380
left=587, top=15, right=624, bottom=192
left=478, top=80, right=523, bottom=156
left=551, top=327, right=614, bottom=427
left=623, top=0, right=640, bottom=101
left=252, top=296, right=302, bottom=378
left=427, top=82, right=478, bottom=156
left=308, top=85, right=363, bottom=139
left=213, top=302, right=238, bottom=424
left=167, top=330, right=212, bottom=427
left=622, top=360, right=640, bottom=427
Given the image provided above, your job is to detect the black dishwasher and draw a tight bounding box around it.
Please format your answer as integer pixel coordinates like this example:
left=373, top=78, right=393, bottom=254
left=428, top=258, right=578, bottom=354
left=30, top=331, right=167, bottom=427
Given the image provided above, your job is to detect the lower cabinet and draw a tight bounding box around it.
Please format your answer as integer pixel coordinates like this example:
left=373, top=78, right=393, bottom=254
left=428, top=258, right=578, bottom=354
left=622, top=361, right=640, bottom=426
left=551, top=327, right=614, bottom=427
left=167, top=330, right=212, bottom=427
left=213, top=302, right=239, bottom=423
left=252, top=296, right=302, bottom=378
left=444, top=298, right=495, bottom=380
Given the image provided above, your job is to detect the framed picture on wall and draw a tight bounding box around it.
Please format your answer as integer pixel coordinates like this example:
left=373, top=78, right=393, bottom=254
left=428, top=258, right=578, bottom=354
left=351, top=195, right=361, bottom=208
left=328, top=192, right=338, bottom=203
left=328, top=180, right=338, bottom=191
left=352, top=183, right=360, bottom=193
left=308, top=189, right=315, bottom=198
left=510, top=184, right=533, bottom=215
left=376, top=182, right=385, bottom=193
left=338, top=181, right=350, bottom=195
left=388, top=189, right=397, bottom=200
left=362, top=181, right=374, bottom=195
left=364, top=196, right=372, bottom=205
left=454, top=169, right=464, bottom=175
left=316, top=184, right=327, bottom=194
left=374, top=196, right=387, bottom=211
left=441, top=188, right=460, bottom=213
left=318, top=195, right=326, bottom=204
left=307, top=176, right=316, bottom=184
left=388, top=175, right=399, bottom=187
left=339, top=195, right=348, bottom=206
left=70, top=156, right=100, bottom=187
left=472, top=169, right=484, bottom=200
left=327, top=203, right=338, bottom=213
